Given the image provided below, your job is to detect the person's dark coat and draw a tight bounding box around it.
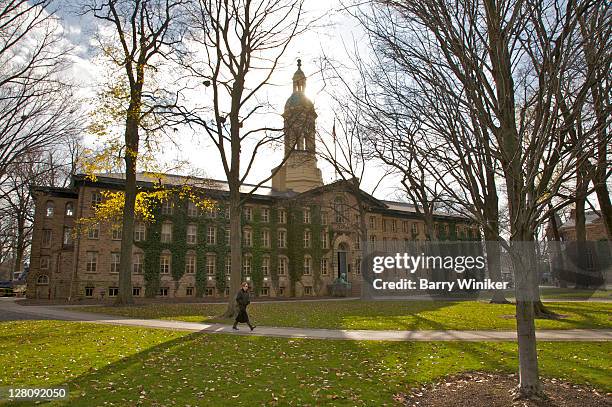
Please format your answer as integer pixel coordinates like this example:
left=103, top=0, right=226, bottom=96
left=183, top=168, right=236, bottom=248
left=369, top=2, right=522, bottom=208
left=235, top=289, right=251, bottom=323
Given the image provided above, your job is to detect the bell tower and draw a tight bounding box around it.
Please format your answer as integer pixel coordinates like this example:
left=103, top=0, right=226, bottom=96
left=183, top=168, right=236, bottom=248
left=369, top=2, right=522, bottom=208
left=271, top=60, right=323, bottom=193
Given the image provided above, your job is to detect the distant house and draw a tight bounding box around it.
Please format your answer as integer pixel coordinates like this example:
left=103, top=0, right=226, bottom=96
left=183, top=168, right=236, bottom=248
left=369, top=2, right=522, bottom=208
left=546, top=210, right=610, bottom=288
left=557, top=210, right=609, bottom=241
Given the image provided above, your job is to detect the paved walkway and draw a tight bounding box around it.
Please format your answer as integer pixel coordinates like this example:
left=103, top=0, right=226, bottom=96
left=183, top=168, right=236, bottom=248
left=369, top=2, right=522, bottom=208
left=1, top=298, right=611, bottom=342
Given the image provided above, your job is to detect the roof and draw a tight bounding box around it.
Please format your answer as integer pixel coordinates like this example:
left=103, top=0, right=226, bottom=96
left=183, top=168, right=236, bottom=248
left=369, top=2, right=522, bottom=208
left=30, top=185, right=78, bottom=198
left=70, top=172, right=469, bottom=221
left=559, top=211, right=603, bottom=230
left=294, top=178, right=470, bottom=222
left=284, top=91, right=314, bottom=110
left=73, top=172, right=297, bottom=200
left=379, top=200, right=465, bottom=218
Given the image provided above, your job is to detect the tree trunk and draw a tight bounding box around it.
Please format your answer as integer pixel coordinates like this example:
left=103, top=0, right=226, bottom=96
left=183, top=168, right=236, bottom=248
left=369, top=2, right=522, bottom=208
left=484, top=227, right=508, bottom=304
left=594, top=182, right=612, bottom=240
left=13, top=214, right=25, bottom=276
left=547, top=206, right=567, bottom=288
left=512, top=239, right=544, bottom=399
left=574, top=165, right=589, bottom=288
left=223, top=188, right=242, bottom=318
left=115, top=93, right=141, bottom=305
left=115, top=150, right=136, bottom=305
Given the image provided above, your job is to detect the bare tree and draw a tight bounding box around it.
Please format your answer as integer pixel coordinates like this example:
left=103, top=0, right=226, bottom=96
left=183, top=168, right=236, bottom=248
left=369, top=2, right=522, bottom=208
left=0, top=0, right=81, bottom=187
left=172, top=0, right=312, bottom=317
left=0, top=148, right=71, bottom=277
left=83, top=0, right=188, bottom=305
left=352, top=0, right=605, bottom=399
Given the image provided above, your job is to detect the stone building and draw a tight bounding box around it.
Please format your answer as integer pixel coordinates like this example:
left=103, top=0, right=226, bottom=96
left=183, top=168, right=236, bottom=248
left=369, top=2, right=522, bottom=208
left=27, top=62, right=475, bottom=300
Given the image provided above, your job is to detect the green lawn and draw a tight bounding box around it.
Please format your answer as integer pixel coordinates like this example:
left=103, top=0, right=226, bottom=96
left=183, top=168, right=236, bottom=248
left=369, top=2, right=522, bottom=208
left=538, top=288, right=611, bottom=300
left=70, top=300, right=612, bottom=331
left=0, top=321, right=610, bottom=406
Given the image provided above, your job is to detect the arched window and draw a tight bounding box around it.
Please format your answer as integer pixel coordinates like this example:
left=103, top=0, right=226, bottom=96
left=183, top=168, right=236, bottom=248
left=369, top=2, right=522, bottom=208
left=65, top=202, right=74, bottom=217
left=37, top=274, right=49, bottom=285
left=45, top=201, right=55, bottom=217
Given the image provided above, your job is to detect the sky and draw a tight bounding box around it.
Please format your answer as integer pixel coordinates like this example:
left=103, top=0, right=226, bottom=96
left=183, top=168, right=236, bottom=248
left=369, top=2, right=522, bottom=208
left=50, top=0, right=402, bottom=200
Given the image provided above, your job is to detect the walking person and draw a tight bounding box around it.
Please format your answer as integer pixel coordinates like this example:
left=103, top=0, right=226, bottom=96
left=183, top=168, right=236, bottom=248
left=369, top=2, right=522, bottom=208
left=233, top=282, right=255, bottom=331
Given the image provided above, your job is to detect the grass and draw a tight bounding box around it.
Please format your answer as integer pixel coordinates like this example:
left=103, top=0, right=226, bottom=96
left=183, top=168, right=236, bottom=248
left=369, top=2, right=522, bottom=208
left=69, top=300, right=612, bottom=331
left=538, top=287, right=611, bottom=300
left=0, top=320, right=610, bottom=406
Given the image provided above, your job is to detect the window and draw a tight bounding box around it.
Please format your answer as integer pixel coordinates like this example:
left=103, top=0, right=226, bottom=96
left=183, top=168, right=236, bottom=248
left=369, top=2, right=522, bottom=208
left=303, top=208, right=311, bottom=224
left=278, top=256, right=287, bottom=275
left=37, top=274, right=49, bottom=285
left=321, top=258, right=328, bottom=275
left=261, top=208, right=269, bottom=222
left=86, top=252, right=97, bottom=272
left=334, top=197, right=346, bottom=223
left=161, top=222, right=172, bottom=243
left=243, top=206, right=253, bottom=221
left=262, top=257, right=270, bottom=276
left=279, top=287, right=285, bottom=296
left=278, top=208, right=286, bottom=224
left=205, top=206, right=217, bottom=219
left=111, top=225, right=122, bottom=240
left=383, top=219, right=388, bottom=232
left=187, top=224, right=197, bottom=245
left=41, top=229, right=52, bottom=247
left=278, top=230, right=287, bottom=248
left=110, top=252, right=120, bottom=273
left=304, top=229, right=311, bottom=248
left=108, top=287, right=119, bottom=297
left=134, top=222, right=146, bottom=241
left=262, top=229, right=270, bottom=248
left=205, top=287, right=214, bottom=296
left=303, top=256, right=311, bottom=275
left=355, top=237, right=360, bottom=250
left=260, top=287, right=269, bottom=296
left=133, top=287, right=141, bottom=296
left=159, top=287, right=169, bottom=297
left=224, top=228, right=230, bottom=246
left=370, top=235, right=376, bottom=243
left=322, top=230, right=329, bottom=249
left=321, top=212, right=328, bottom=225
left=188, top=201, right=199, bottom=217
left=40, top=256, right=50, bottom=270
left=304, top=286, right=312, bottom=295
left=355, top=258, right=361, bottom=274
left=186, top=253, right=197, bottom=274
left=65, top=202, right=74, bottom=217
left=225, top=257, right=231, bottom=274
left=88, top=223, right=99, bottom=240
left=186, top=287, right=194, bottom=296
left=403, top=221, right=409, bottom=233
left=206, top=255, right=215, bottom=275
left=133, top=252, right=143, bottom=274
left=243, top=256, right=252, bottom=275
left=45, top=201, right=55, bottom=217
left=369, top=216, right=376, bottom=229
left=207, top=226, right=216, bottom=245
left=91, top=191, right=102, bottom=207
left=85, top=287, right=94, bottom=297
left=391, top=219, right=397, bottom=232
left=243, top=228, right=252, bottom=247
left=160, top=254, right=171, bottom=274
left=161, top=200, right=173, bottom=215
left=411, top=223, right=418, bottom=235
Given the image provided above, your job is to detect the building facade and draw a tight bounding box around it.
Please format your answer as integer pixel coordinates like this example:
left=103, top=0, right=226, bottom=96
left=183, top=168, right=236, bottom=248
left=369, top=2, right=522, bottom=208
left=27, top=63, right=476, bottom=300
